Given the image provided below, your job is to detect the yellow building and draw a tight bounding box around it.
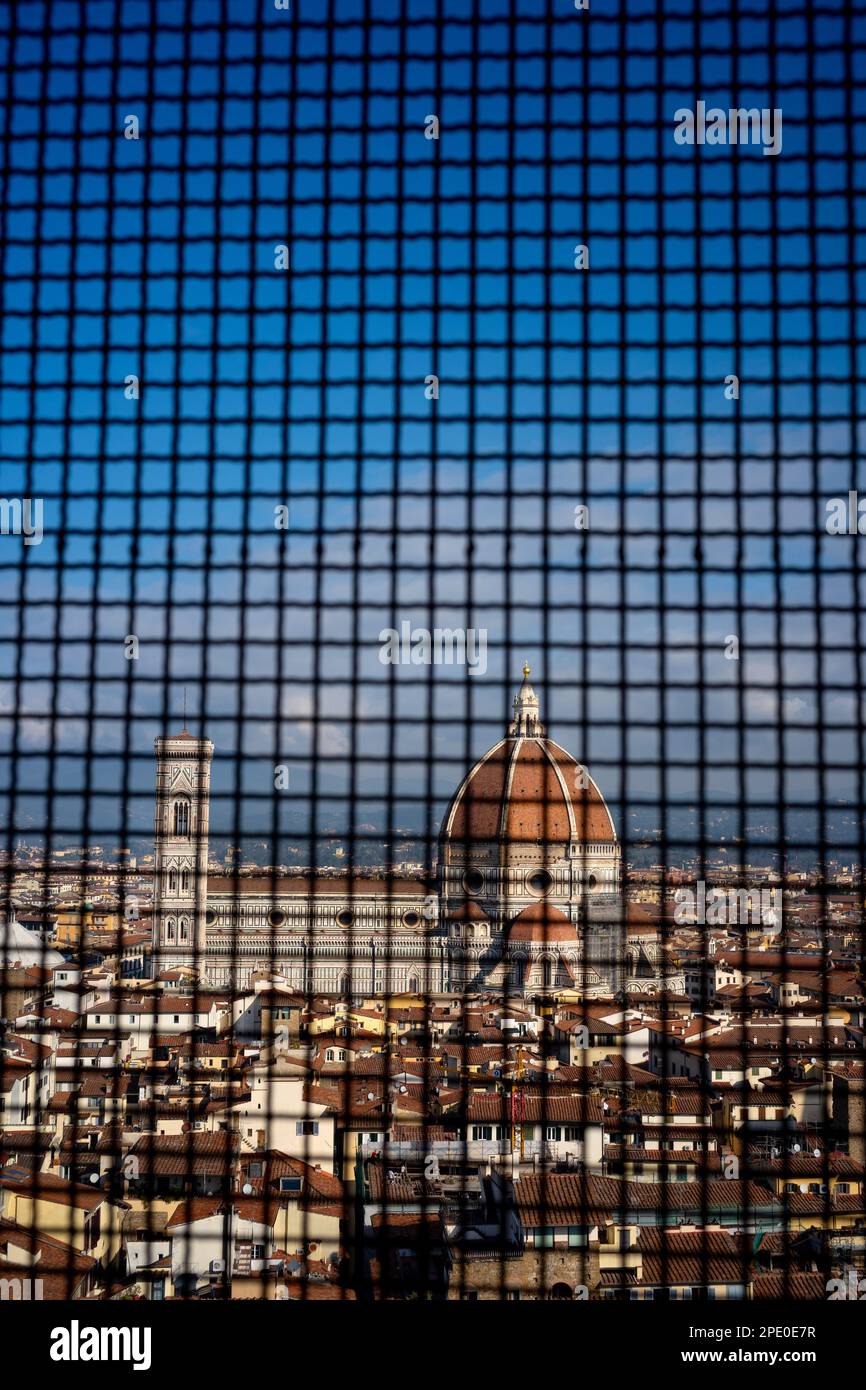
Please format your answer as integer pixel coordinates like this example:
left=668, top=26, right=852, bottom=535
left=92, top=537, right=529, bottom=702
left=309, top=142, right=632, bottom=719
left=54, top=902, right=121, bottom=948
left=759, top=1154, right=864, bottom=1200
left=0, top=1172, right=126, bottom=1286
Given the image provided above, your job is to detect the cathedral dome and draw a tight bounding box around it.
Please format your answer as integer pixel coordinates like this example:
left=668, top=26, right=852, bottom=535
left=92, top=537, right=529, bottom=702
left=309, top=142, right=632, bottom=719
left=448, top=900, right=489, bottom=922
left=442, top=669, right=617, bottom=848
left=507, top=900, right=579, bottom=945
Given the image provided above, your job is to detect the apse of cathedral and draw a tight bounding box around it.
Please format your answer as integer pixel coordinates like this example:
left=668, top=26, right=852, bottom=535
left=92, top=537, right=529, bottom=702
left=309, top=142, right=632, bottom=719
left=153, top=670, right=680, bottom=999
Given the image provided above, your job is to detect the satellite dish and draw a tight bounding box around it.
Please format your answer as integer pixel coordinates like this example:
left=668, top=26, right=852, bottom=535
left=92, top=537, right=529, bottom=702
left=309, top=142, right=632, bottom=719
left=814, top=1149, right=822, bottom=1158
left=242, top=1182, right=253, bottom=1195
left=792, top=1144, right=801, bottom=1152
left=367, top=1092, right=375, bottom=1101
left=89, top=1172, right=99, bottom=1184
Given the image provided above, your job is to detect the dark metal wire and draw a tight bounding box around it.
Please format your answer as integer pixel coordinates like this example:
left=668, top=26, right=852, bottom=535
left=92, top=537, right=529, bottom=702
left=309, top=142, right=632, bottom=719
left=0, top=0, right=864, bottom=1310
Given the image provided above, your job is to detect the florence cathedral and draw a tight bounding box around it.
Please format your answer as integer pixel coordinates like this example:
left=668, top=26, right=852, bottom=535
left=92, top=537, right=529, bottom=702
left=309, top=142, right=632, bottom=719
left=152, top=670, right=680, bottom=999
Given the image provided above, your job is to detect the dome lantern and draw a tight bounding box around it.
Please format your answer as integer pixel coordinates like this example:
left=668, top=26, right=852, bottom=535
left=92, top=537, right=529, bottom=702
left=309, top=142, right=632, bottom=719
left=509, top=665, right=545, bottom=737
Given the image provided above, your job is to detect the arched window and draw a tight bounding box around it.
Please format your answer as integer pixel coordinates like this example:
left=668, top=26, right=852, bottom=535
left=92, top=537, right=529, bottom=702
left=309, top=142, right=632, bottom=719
left=181, top=870, right=189, bottom=892
left=166, top=919, right=175, bottom=942
left=173, top=800, right=190, bottom=837
left=179, top=919, right=188, bottom=942
left=168, top=871, right=177, bottom=893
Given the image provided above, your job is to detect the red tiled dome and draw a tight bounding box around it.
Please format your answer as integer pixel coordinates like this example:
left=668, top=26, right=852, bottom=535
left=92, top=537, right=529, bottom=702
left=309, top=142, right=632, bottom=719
left=507, top=901, right=579, bottom=945
left=443, top=736, right=616, bottom=845
left=448, top=900, right=490, bottom=922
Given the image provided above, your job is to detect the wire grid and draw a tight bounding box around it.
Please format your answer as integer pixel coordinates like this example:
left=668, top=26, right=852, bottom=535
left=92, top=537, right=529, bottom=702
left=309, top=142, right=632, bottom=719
left=0, top=0, right=864, bottom=1304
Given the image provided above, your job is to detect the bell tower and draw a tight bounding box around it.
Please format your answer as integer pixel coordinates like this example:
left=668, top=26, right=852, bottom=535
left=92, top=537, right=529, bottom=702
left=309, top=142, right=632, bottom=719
left=153, top=727, right=214, bottom=970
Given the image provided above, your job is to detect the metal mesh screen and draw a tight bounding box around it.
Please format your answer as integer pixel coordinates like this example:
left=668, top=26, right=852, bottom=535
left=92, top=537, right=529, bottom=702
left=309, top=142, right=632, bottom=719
left=0, top=0, right=865, bottom=1330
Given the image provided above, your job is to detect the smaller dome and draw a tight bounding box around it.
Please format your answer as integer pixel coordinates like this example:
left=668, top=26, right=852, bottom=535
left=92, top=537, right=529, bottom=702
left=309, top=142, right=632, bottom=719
left=448, top=901, right=489, bottom=922
left=507, top=900, right=579, bottom=945
left=0, top=911, right=65, bottom=969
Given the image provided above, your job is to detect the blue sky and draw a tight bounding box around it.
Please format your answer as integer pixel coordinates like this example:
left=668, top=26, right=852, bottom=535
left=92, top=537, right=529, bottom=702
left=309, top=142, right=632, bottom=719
left=1, top=0, right=865, bottom=859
